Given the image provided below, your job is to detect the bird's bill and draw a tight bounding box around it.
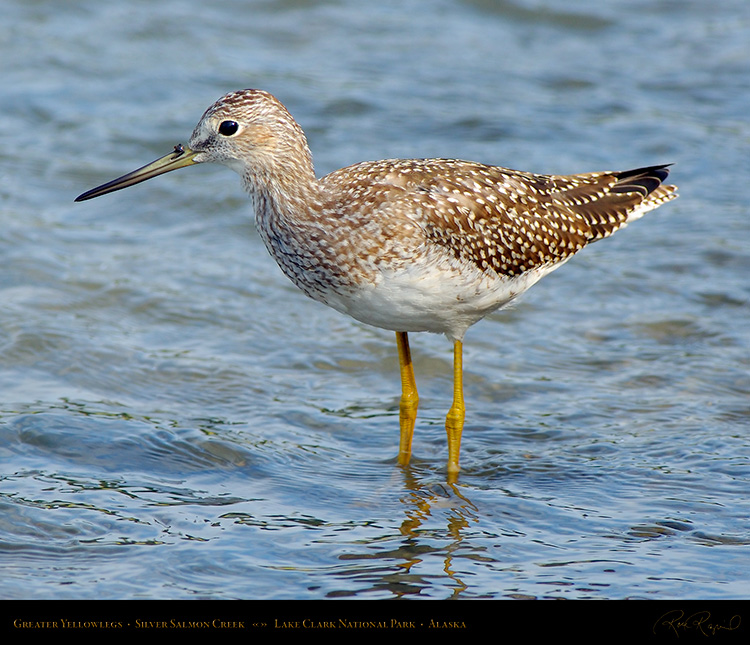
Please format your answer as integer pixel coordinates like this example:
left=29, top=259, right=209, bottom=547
left=75, top=144, right=199, bottom=202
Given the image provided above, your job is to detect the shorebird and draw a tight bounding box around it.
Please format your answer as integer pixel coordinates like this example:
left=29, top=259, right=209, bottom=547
left=76, top=89, right=677, bottom=477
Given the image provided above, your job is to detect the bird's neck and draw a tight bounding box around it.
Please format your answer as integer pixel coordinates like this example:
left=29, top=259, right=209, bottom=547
left=241, top=145, right=323, bottom=215
left=240, top=153, right=352, bottom=301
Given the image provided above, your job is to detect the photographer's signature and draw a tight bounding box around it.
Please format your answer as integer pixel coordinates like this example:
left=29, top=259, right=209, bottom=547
left=653, top=609, right=741, bottom=638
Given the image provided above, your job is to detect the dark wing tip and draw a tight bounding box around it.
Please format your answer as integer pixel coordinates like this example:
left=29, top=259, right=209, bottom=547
left=612, top=164, right=673, bottom=197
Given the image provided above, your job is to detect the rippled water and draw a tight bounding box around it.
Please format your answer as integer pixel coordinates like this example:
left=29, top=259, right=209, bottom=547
left=1, top=0, right=749, bottom=604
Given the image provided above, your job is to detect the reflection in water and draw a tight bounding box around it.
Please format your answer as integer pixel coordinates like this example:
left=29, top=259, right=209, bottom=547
left=398, top=470, right=479, bottom=598
left=333, top=467, right=480, bottom=598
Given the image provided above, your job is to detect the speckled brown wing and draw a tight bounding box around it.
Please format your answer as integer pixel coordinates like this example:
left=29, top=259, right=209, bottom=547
left=326, top=160, right=676, bottom=278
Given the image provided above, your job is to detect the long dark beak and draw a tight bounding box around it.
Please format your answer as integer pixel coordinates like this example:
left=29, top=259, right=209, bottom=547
left=75, top=144, right=199, bottom=202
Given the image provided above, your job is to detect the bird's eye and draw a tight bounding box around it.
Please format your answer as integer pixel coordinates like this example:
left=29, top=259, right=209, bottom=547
left=218, top=120, right=239, bottom=136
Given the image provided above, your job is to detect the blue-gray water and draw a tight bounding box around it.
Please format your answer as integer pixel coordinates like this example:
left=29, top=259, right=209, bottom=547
left=1, top=0, right=749, bottom=603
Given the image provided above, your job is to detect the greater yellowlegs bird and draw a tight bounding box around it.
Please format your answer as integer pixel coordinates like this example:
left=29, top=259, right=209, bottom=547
left=76, top=89, right=677, bottom=476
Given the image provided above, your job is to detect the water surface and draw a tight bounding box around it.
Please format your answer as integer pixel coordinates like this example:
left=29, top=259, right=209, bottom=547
left=1, top=0, right=749, bottom=602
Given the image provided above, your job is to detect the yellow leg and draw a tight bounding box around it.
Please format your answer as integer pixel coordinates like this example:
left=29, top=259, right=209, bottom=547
left=445, top=339, right=465, bottom=476
left=396, top=331, right=419, bottom=465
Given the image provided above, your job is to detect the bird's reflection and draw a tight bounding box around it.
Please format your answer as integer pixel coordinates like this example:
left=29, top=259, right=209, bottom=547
left=397, top=466, right=479, bottom=597
left=335, top=463, right=483, bottom=598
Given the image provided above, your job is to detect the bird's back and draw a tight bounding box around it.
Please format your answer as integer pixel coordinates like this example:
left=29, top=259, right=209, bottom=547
left=322, top=159, right=677, bottom=279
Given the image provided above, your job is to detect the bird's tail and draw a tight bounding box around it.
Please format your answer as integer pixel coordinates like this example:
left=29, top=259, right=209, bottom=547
left=613, top=165, right=678, bottom=223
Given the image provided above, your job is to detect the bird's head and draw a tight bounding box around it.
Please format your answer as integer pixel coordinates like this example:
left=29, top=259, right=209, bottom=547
left=75, top=89, right=313, bottom=202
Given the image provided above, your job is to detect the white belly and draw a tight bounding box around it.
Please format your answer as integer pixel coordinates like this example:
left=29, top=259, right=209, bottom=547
left=333, top=258, right=561, bottom=341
